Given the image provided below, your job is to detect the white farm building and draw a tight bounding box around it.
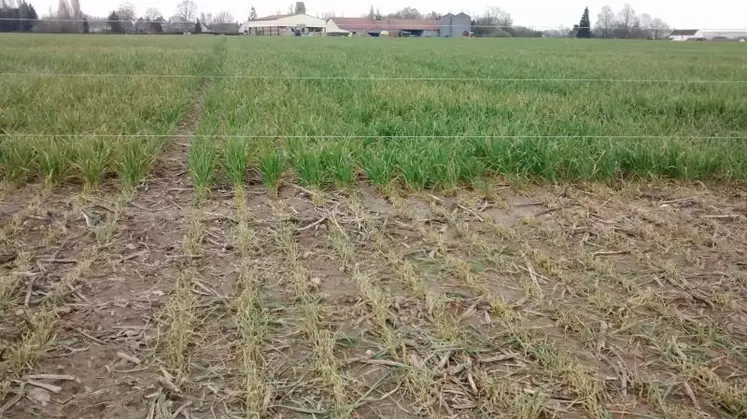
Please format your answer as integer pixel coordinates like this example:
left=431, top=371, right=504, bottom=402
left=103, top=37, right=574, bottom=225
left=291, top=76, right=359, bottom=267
left=670, top=29, right=747, bottom=41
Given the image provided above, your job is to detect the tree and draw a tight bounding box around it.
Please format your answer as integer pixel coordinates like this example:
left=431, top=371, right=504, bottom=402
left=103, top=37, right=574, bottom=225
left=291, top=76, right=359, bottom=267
left=248, top=6, right=256, bottom=20
left=57, top=0, right=72, bottom=20
left=389, top=7, right=422, bottom=19
left=294, top=1, right=305, bottom=14
left=472, top=7, right=513, bottom=37
left=0, top=3, right=20, bottom=32
left=193, top=19, right=201, bottom=33
left=107, top=10, right=123, bottom=33
left=615, top=4, right=638, bottom=38
left=70, top=0, right=82, bottom=18
left=152, top=16, right=164, bottom=32
left=595, top=5, right=614, bottom=38
left=117, top=3, right=135, bottom=21
left=639, top=13, right=652, bottom=37
left=576, top=7, right=591, bottom=38
left=12, top=1, right=39, bottom=32
left=368, top=5, right=374, bottom=19
left=650, top=17, right=670, bottom=39
left=213, top=11, right=234, bottom=23
left=82, top=16, right=88, bottom=32
left=143, top=7, right=161, bottom=20
left=175, top=0, right=196, bottom=22
left=424, top=11, right=440, bottom=20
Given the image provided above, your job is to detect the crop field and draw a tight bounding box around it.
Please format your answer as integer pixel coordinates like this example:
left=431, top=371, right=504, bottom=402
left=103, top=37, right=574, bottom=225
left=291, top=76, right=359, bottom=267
left=1, top=34, right=747, bottom=418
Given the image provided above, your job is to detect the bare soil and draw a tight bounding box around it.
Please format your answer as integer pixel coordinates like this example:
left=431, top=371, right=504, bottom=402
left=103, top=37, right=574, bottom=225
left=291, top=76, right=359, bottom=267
left=2, top=168, right=747, bottom=419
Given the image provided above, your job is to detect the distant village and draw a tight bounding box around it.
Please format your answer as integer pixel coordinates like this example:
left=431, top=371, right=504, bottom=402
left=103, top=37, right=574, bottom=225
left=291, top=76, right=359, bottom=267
left=1, top=0, right=746, bottom=41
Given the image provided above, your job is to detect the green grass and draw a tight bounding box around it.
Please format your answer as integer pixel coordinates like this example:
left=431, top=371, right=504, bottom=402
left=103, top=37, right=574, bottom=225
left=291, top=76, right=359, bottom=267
left=0, top=34, right=213, bottom=189
left=116, top=138, right=161, bottom=190
left=224, top=137, right=249, bottom=186
left=76, top=137, right=113, bottom=191
left=257, top=144, right=285, bottom=195
left=189, top=137, right=219, bottom=196
left=2, top=35, right=747, bottom=190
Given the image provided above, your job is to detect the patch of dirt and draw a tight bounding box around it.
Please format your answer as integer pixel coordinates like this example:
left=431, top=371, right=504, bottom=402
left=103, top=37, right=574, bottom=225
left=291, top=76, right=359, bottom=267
left=3, top=178, right=747, bottom=418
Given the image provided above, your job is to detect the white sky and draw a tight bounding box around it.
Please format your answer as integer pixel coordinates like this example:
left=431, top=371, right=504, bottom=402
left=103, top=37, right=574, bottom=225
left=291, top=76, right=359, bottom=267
left=31, top=0, right=747, bottom=29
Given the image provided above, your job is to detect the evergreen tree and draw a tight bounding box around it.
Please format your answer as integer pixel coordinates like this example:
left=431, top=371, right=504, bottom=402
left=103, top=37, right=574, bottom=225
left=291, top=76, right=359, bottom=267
left=577, top=7, right=591, bottom=38
left=152, top=16, right=163, bottom=33
left=107, top=11, right=122, bottom=33
left=82, top=16, right=89, bottom=33
left=17, top=2, right=38, bottom=31
left=194, top=19, right=201, bottom=33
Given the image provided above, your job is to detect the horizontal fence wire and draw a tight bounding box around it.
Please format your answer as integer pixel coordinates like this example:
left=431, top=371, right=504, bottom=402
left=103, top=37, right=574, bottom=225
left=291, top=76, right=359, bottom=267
left=1, top=73, right=745, bottom=83
left=1, top=134, right=746, bottom=140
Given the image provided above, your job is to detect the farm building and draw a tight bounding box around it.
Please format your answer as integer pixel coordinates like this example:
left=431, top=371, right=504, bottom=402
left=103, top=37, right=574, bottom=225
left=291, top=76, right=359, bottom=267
left=440, top=13, right=471, bottom=37
left=241, top=10, right=471, bottom=37
left=670, top=29, right=747, bottom=41
left=327, top=15, right=470, bottom=37
left=695, top=30, right=747, bottom=41
left=240, top=13, right=326, bottom=36
left=669, top=29, right=699, bottom=41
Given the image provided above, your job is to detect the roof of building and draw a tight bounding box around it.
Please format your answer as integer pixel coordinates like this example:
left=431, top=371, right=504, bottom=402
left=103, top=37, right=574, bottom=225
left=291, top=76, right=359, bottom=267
left=243, top=13, right=327, bottom=28
left=670, top=29, right=699, bottom=36
left=330, top=17, right=378, bottom=31
left=384, top=19, right=441, bottom=30
left=331, top=17, right=441, bottom=32
left=254, top=14, right=291, bottom=21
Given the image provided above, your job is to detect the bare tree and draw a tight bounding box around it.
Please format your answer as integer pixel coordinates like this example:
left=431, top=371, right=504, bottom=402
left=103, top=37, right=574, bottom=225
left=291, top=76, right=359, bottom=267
left=473, top=6, right=513, bottom=37
left=388, top=7, right=422, bottom=19
left=595, top=5, right=614, bottom=38
left=175, top=0, right=196, bottom=21
left=213, top=11, right=234, bottom=23
left=69, top=0, right=82, bottom=17
left=248, top=6, right=257, bottom=20
left=639, top=13, right=652, bottom=38
left=320, top=11, right=335, bottom=20
left=116, top=2, right=135, bottom=33
left=199, top=12, right=212, bottom=25
left=615, top=4, right=638, bottom=38
left=117, top=2, right=135, bottom=21
left=143, top=7, right=161, bottom=20
left=56, top=0, right=72, bottom=18
left=49, top=0, right=79, bottom=32
left=486, top=6, right=512, bottom=28
left=650, top=18, right=670, bottom=39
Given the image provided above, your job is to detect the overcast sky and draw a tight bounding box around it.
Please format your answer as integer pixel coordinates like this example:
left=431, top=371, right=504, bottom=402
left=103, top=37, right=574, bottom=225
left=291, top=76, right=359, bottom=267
left=31, top=0, right=747, bottom=29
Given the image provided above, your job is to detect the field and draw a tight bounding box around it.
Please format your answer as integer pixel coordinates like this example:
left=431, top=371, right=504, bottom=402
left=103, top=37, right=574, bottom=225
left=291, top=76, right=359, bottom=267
left=1, top=34, right=747, bottom=418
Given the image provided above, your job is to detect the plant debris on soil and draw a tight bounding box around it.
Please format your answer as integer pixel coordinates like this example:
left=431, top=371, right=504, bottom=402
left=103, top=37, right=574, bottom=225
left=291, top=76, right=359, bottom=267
left=2, top=175, right=746, bottom=418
